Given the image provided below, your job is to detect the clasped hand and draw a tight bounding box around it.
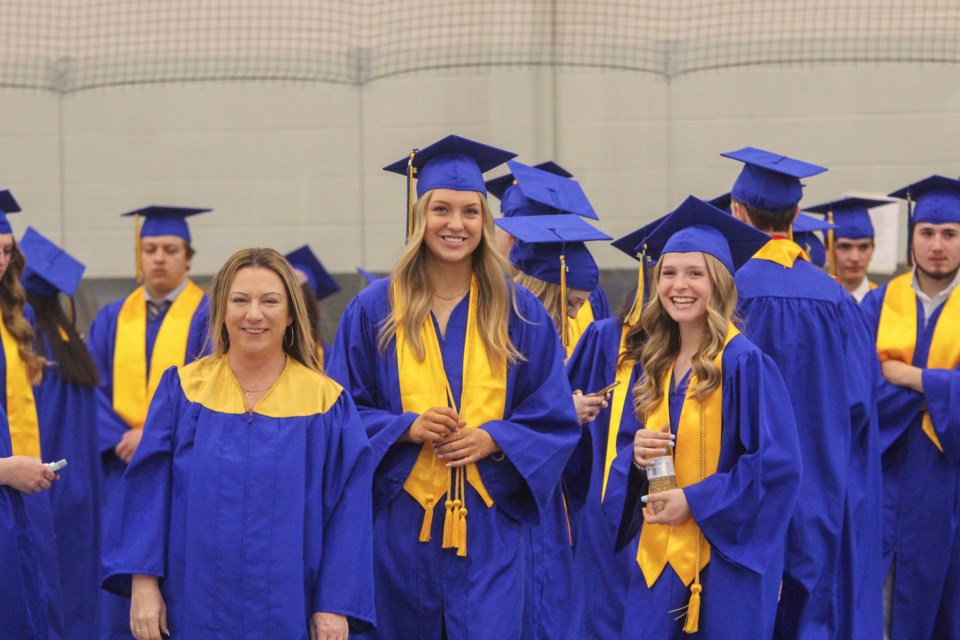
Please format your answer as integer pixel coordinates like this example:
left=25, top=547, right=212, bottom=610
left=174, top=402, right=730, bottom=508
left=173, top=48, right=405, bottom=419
left=404, top=406, right=499, bottom=467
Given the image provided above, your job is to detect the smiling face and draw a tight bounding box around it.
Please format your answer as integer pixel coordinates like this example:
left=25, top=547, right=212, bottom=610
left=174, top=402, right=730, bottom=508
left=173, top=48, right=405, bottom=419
left=422, top=188, right=484, bottom=267
left=224, top=267, right=292, bottom=359
left=141, top=235, right=191, bottom=297
left=657, top=252, right=713, bottom=328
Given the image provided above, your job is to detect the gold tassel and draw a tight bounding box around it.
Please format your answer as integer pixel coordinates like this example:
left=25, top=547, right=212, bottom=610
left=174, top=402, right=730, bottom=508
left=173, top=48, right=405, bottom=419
left=419, top=496, right=434, bottom=542
left=442, top=498, right=455, bottom=548
left=826, top=210, right=836, bottom=277
left=682, top=583, right=702, bottom=633
left=456, top=504, right=468, bottom=557
left=625, top=248, right=646, bottom=327
left=559, top=252, right=569, bottom=348
left=134, top=214, right=143, bottom=283
left=407, top=152, right=416, bottom=240
left=449, top=499, right=462, bottom=548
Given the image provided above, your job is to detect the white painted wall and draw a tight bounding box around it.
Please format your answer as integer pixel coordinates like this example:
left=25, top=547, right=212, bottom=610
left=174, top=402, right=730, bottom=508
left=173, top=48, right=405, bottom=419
left=1, top=64, right=958, bottom=280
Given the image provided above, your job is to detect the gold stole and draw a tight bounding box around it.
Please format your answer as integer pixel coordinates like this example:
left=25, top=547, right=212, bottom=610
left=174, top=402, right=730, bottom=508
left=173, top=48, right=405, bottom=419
left=0, top=319, right=41, bottom=457
left=751, top=238, right=810, bottom=268
left=637, top=325, right=738, bottom=632
left=396, top=276, right=505, bottom=556
left=565, top=299, right=595, bottom=359
left=876, top=273, right=960, bottom=452
left=601, top=324, right=635, bottom=501
left=113, top=281, right=204, bottom=430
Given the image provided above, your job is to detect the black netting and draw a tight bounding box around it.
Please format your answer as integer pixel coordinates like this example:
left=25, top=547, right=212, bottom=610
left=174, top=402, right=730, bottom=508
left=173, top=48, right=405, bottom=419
left=1, top=1, right=958, bottom=92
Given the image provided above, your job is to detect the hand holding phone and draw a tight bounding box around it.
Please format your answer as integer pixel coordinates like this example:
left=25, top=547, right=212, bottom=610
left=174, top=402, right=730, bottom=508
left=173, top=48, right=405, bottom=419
left=587, top=381, right=620, bottom=397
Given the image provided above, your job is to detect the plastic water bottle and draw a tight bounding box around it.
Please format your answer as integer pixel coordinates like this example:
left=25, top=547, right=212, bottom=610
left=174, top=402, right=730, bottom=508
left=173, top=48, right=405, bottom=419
left=645, top=449, right=678, bottom=514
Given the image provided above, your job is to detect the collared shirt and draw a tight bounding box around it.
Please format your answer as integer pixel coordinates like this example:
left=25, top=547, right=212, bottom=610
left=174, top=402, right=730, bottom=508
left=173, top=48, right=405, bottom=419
left=850, top=277, right=872, bottom=304
left=145, top=277, right=188, bottom=305
left=912, top=267, right=960, bottom=327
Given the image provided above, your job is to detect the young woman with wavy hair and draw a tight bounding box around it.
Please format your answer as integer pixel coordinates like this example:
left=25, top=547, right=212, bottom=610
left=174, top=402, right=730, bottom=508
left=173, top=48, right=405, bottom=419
left=327, top=135, right=580, bottom=640
left=604, top=197, right=802, bottom=639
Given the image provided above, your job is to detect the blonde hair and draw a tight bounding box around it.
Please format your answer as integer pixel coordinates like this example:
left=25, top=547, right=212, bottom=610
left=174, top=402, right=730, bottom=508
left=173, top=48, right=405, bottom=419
left=1, top=239, right=44, bottom=383
left=633, top=252, right=737, bottom=421
left=205, top=248, right=319, bottom=371
left=377, top=189, right=522, bottom=366
left=513, top=272, right=569, bottom=343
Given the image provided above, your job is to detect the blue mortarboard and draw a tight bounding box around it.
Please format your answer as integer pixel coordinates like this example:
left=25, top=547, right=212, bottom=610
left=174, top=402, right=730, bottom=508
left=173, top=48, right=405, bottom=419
left=790, top=212, right=836, bottom=268
left=722, top=147, right=828, bottom=212
left=383, top=134, right=516, bottom=198
left=495, top=161, right=598, bottom=220
left=643, top=196, right=771, bottom=274
left=707, top=193, right=732, bottom=214
left=284, top=245, right=341, bottom=301
left=356, top=267, right=379, bottom=285
left=121, top=205, right=212, bottom=241
left=611, top=215, right=669, bottom=260
left=0, top=190, right=23, bottom=234
left=889, top=175, right=960, bottom=225
left=19, top=227, right=86, bottom=298
left=496, top=214, right=610, bottom=291
left=485, top=161, right=574, bottom=202
left=803, top=197, right=888, bottom=239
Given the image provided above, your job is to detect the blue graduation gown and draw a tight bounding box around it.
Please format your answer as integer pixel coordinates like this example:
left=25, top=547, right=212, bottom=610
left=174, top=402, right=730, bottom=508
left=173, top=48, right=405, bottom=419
left=736, top=256, right=883, bottom=640
left=102, top=358, right=376, bottom=638
left=606, top=334, right=802, bottom=638
left=32, top=330, right=103, bottom=640
left=1, top=306, right=65, bottom=640
left=564, top=317, right=641, bottom=639
left=588, top=286, right=612, bottom=321
left=326, top=278, right=580, bottom=640
left=86, top=290, right=209, bottom=639
left=862, top=284, right=960, bottom=639
left=0, top=405, right=50, bottom=640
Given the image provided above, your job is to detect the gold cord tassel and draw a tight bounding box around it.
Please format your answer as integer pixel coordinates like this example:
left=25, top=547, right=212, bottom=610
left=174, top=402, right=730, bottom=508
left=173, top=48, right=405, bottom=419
left=134, top=214, right=143, bottom=283
left=683, top=581, right=703, bottom=633
left=419, top=496, right=434, bottom=542
left=559, top=253, right=569, bottom=347
left=406, top=152, right=416, bottom=241
left=442, top=497, right=456, bottom=548
left=826, top=210, right=836, bottom=277
left=625, top=248, right=646, bottom=327
left=456, top=468, right=468, bottom=556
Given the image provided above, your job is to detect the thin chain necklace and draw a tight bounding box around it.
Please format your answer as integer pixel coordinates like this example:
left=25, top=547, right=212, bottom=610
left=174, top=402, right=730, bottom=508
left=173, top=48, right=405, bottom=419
left=433, top=286, right=469, bottom=301
left=234, top=356, right=286, bottom=400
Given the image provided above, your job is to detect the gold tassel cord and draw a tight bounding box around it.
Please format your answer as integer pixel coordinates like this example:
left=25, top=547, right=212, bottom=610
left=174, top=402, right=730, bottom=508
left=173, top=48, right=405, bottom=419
left=826, top=210, right=836, bottom=277
left=681, top=402, right=708, bottom=634
left=406, top=152, right=417, bottom=241
left=559, top=252, right=569, bottom=348
left=134, top=214, right=143, bottom=283
left=625, top=247, right=646, bottom=328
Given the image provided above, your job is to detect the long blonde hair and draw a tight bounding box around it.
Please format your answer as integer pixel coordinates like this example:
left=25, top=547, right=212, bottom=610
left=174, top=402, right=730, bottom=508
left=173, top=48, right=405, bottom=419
left=513, top=272, right=569, bottom=342
left=377, top=190, right=522, bottom=366
left=1, top=240, right=44, bottom=383
left=634, top=252, right=737, bottom=421
left=206, top=248, right=320, bottom=372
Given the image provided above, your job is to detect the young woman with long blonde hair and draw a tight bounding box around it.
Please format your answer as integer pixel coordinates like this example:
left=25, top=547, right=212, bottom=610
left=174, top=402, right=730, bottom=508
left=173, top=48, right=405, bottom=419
left=327, top=135, right=580, bottom=640
left=605, top=197, right=802, bottom=639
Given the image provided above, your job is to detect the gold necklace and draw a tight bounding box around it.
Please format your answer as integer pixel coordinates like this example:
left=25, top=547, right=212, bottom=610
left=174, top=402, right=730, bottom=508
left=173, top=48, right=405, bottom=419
left=433, top=287, right=468, bottom=301
left=240, top=385, right=270, bottom=400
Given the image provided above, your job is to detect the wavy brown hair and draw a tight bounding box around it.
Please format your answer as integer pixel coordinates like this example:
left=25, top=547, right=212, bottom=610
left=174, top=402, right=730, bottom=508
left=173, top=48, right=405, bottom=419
left=1, top=240, right=44, bottom=383
left=633, top=253, right=737, bottom=422
left=205, top=248, right=319, bottom=372
left=377, top=189, right=522, bottom=366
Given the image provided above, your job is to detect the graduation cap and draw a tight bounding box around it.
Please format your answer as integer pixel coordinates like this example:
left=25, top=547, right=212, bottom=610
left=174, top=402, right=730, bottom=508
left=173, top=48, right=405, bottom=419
left=19, top=226, right=86, bottom=298
left=356, top=267, right=379, bottom=286
left=889, top=175, right=960, bottom=225
left=284, top=245, right=341, bottom=301
left=643, top=196, right=771, bottom=274
left=494, top=161, right=598, bottom=220
left=611, top=214, right=670, bottom=326
left=790, top=213, right=837, bottom=269
left=121, top=205, right=211, bottom=281
left=383, top=135, right=516, bottom=239
left=721, top=147, right=827, bottom=213
left=496, top=214, right=611, bottom=346
left=485, top=161, right=574, bottom=202
left=707, top=192, right=732, bottom=214
left=0, top=190, right=23, bottom=234
left=803, top=196, right=889, bottom=239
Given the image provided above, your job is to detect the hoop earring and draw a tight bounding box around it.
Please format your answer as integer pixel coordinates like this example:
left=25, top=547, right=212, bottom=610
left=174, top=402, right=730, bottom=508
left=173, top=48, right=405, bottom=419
left=284, top=325, right=295, bottom=348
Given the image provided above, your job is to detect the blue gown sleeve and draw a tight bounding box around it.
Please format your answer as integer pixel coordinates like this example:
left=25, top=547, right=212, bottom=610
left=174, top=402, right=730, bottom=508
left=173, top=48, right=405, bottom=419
left=101, top=367, right=181, bottom=596
left=682, top=345, right=802, bottom=575
left=922, top=367, right=960, bottom=463
left=589, top=287, right=612, bottom=320
left=477, top=292, right=580, bottom=524
left=326, top=295, right=418, bottom=465
left=309, top=391, right=376, bottom=631
left=87, top=304, right=131, bottom=455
